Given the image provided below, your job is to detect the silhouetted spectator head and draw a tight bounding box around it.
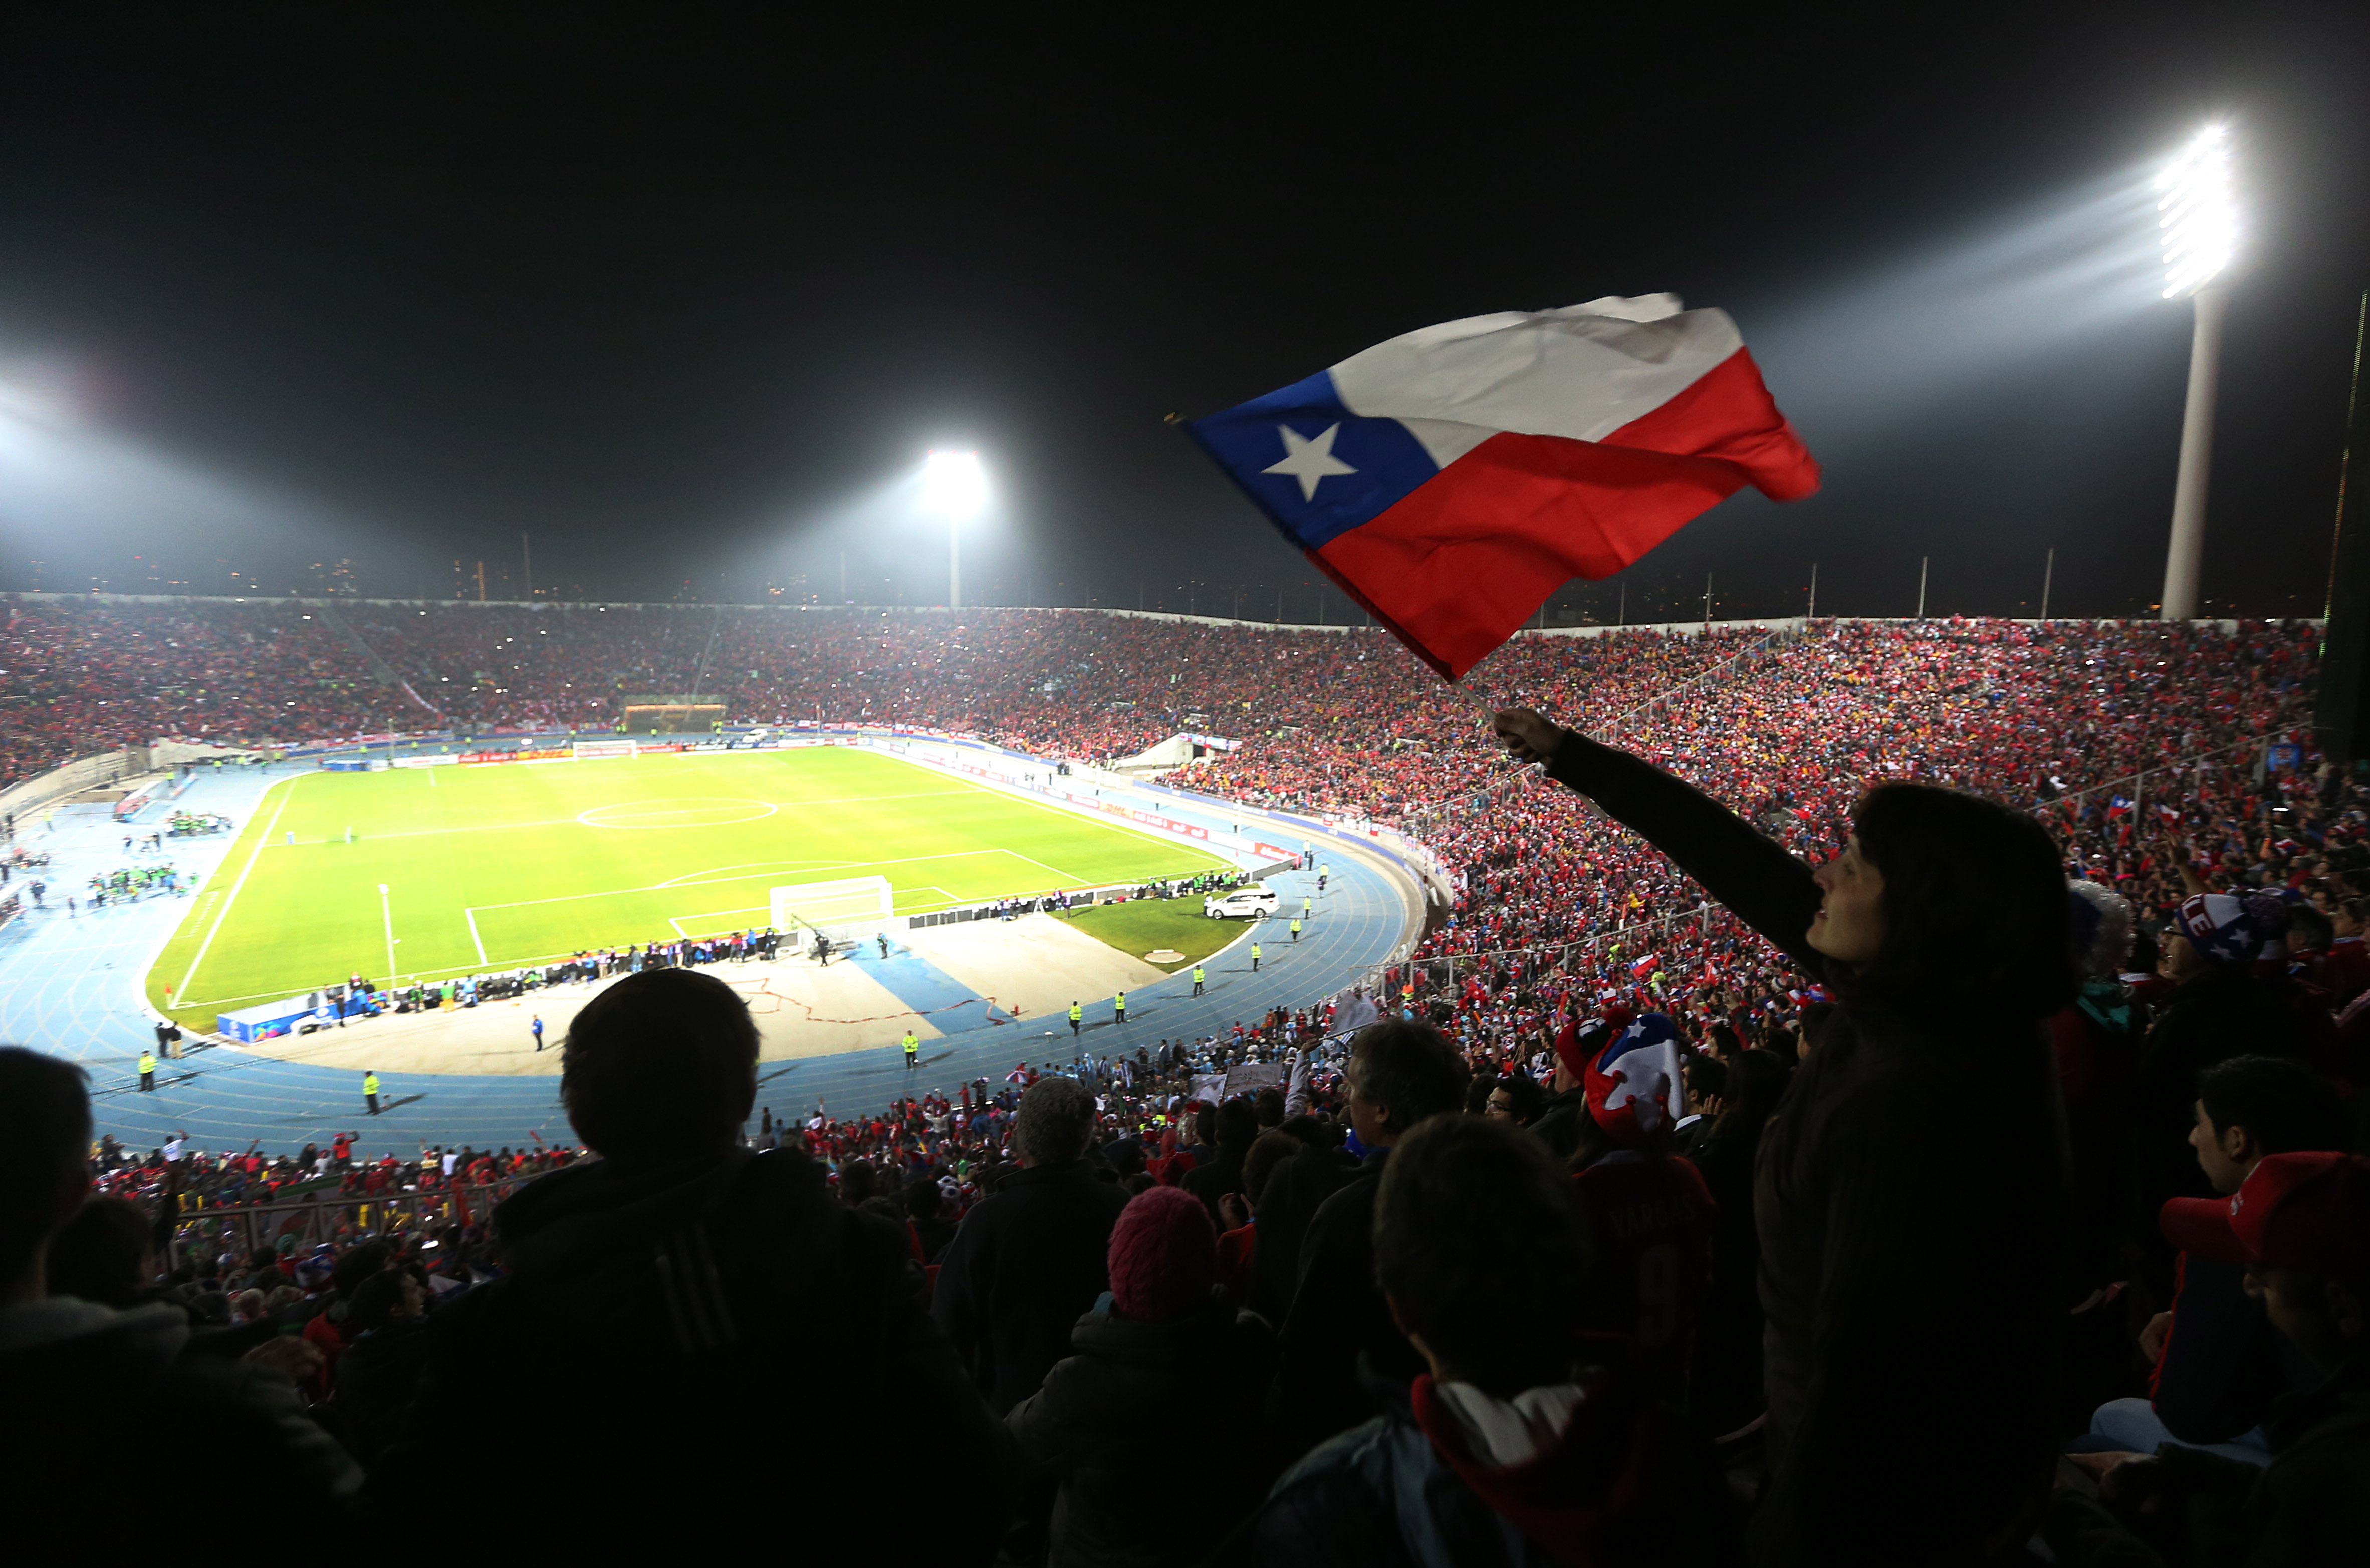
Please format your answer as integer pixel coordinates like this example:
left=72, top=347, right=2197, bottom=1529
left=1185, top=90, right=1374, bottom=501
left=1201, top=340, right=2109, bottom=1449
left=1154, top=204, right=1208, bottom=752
left=1107, top=1186, right=1215, bottom=1323
left=1278, top=1113, right=1336, bottom=1151
left=1214, top=1096, right=1259, bottom=1154
left=331, top=1240, right=391, bottom=1298
left=1715, top=1049, right=1792, bottom=1141
left=1347, top=1020, right=1468, bottom=1147
left=1705, top=1021, right=1746, bottom=1063
left=839, top=1159, right=882, bottom=1208
left=1837, top=782, right=2076, bottom=1020
left=1680, top=1052, right=1726, bottom=1116
left=561, top=968, right=758, bottom=1162
left=1253, top=1087, right=1286, bottom=1129
left=45, top=1195, right=152, bottom=1308
left=1240, top=1130, right=1298, bottom=1213
left=1014, top=1075, right=1096, bottom=1166
left=2287, top=903, right=2335, bottom=955
left=0, top=1047, right=91, bottom=1300
left=1377, top=1114, right=1591, bottom=1396
left=347, top=1268, right=424, bottom=1333
left=905, top=1178, right=944, bottom=1220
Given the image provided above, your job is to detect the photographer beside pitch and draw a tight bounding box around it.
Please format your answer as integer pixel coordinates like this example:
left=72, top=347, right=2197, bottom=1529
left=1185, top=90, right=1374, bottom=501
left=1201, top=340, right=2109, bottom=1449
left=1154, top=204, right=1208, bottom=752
left=1494, top=706, right=2075, bottom=1568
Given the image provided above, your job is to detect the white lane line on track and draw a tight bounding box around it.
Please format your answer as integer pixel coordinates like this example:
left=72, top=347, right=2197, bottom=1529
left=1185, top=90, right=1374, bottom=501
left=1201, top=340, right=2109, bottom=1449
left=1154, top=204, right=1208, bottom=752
left=173, top=778, right=297, bottom=1004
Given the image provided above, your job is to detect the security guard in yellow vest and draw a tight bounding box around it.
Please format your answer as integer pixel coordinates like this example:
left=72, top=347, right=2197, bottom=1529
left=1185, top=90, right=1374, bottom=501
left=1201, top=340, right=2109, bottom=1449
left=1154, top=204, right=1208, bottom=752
left=364, top=1071, right=382, bottom=1115
left=1113, top=991, right=1127, bottom=1025
left=1068, top=1001, right=1083, bottom=1038
left=1251, top=941, right=1262, bottom=973
left=902, top=1029, right=920, bottom=1071
left=137, top=1051, right=157, bottom=1091
left=1191, top=965, right=1206, bottom=996
left=1290, top=918, right=1302, bottom=942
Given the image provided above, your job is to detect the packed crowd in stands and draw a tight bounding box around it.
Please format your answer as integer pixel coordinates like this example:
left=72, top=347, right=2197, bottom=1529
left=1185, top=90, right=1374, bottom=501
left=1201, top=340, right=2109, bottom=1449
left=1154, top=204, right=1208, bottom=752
left=10, top=697, right=2368, bottom=1557
left=5, top=598, right=2365, bottom=1559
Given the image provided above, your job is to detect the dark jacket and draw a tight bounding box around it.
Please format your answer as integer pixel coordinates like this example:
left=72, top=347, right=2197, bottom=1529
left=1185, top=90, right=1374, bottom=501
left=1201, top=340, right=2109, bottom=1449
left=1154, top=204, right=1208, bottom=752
left=374, top=1146, right=1015, bottom=1552
left=333, top=1315, right=431, bottom=1467
left=1545, top=733, right=2068, bottom=1568
left=933, top=1157, right=1132, bottom=1415
left=1270, top=1147, right=1425, bottom=1457
left=0, top=1298, right=360, bottom=1524
left=1225, top=1367, right=1723, bottom=1568
left=1685, top=1116, right=1769, bottom=1435
left=1007, top=1294, right=1276, bottom=1568
left=2152, top=1253, right=2320, bottom=1445
left=1183, top=1143, right=1249, bottom=1226
left=1528, top=1087, right=1592, bottom=1160
left=2042, top=1352, right=2370, bottom=1568
left=1248, top=1139, right=1354, bottom=1325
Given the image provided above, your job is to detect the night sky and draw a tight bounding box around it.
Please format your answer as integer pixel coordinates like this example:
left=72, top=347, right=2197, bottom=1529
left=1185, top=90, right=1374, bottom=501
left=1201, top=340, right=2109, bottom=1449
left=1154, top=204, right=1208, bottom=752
left=0, top=7, right=2364, bottom=620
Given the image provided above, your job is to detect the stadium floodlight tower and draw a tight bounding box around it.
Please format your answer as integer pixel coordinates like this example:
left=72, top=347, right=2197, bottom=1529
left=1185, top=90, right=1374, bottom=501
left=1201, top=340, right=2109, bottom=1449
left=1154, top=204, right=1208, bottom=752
left=922, top=450, right=988, bottom=610
left=2155, top=124, right=2239, bottom=621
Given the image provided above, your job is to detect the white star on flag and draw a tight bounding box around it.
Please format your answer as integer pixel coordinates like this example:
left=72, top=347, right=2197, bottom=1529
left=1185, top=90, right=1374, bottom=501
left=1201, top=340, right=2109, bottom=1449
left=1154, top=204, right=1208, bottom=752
left=1262, top=422, right=1357, bottom=501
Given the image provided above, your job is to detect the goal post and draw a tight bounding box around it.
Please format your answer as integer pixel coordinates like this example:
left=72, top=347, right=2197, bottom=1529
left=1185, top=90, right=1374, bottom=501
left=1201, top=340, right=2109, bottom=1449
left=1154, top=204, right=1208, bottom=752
left=769, top=875, right=897, bottom=940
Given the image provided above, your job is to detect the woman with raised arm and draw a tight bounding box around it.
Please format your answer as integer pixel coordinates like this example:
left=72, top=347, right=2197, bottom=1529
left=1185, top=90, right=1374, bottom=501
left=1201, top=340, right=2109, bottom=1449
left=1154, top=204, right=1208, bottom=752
left=1495, top=707, right=2076, bottom=1568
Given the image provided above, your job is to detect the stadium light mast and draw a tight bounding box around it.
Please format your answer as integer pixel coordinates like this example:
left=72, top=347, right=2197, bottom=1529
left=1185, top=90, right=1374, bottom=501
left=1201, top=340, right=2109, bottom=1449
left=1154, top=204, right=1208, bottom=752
left=922, top=450, right=987, bottom=609
left=2156, top=124, right=2238, bottom=621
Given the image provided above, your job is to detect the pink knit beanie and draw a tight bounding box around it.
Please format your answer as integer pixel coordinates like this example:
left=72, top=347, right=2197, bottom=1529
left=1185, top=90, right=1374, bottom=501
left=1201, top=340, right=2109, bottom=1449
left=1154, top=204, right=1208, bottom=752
left=1107, top=1185, right=1216, bottom=1322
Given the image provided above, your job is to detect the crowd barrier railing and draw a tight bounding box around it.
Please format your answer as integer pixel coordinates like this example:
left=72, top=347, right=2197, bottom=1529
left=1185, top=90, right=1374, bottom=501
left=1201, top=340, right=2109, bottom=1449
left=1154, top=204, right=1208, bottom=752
left=163, top=1172, right=553, bottom=1265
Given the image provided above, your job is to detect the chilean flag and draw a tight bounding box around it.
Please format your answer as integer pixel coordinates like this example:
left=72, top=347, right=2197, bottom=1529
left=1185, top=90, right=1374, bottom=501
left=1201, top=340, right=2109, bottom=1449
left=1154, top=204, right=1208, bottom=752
left=1189, top=295, right=1819, bottom=680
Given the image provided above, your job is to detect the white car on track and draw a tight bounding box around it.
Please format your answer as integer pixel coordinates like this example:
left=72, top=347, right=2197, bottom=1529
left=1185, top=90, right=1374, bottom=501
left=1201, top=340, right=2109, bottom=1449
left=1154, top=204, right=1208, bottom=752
left=1204, top=886, right=1279, bottom=920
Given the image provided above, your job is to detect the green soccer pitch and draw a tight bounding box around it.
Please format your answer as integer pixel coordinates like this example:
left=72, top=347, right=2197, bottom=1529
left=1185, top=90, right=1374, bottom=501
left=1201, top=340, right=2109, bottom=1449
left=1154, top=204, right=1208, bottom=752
left=147, top=746, right=1231, bottom=1029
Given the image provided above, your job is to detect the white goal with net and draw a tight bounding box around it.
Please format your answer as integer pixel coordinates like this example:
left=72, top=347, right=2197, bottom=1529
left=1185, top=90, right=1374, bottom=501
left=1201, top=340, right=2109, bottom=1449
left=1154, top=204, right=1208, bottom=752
left=572, top=739, right=637, bottom=761
left=769, top=875, right=896, bottom=940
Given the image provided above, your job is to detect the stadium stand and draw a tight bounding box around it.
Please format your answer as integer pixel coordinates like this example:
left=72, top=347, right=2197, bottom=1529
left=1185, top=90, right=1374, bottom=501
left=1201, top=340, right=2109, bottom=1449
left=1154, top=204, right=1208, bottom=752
left=3, top=599, right=2364, bottom=1559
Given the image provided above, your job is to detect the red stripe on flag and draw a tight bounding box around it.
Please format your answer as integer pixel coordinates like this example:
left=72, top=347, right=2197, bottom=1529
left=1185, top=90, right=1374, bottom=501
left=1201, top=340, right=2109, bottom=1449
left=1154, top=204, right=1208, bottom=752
left=1310, top=347, right=1818, bottom=681
left=1311, top=438, right=1746, bottom=680
left=1601, top=347, right=1819, bottom=502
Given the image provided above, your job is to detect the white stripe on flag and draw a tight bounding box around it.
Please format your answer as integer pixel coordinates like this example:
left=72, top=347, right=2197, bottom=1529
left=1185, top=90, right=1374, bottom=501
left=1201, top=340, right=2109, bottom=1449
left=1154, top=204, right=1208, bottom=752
left=1329, top=294, right=1745, bottom=468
